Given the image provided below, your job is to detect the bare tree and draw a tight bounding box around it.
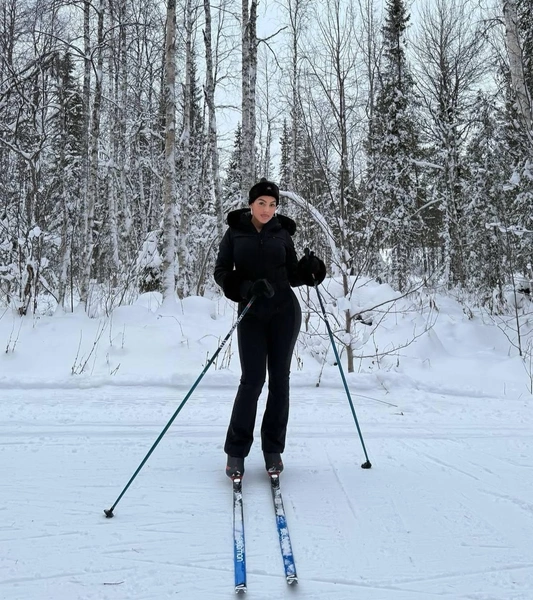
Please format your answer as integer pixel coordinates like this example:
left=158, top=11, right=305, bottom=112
left=280, top=0, right=311, bottom=190
left=299, top=0, right=366, bottom=371
left=356, top=0, right=381, bottom=157
left=412, top=0, right=489, bottom=287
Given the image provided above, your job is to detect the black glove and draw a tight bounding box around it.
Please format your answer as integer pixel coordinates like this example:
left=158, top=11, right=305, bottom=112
left=246, top=278, right=275, bottom=299
left=298, top=248, right=326, bottom=286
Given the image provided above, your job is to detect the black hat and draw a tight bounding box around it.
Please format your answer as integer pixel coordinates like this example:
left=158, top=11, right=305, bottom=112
left=248, top=178, right=279, bottom=205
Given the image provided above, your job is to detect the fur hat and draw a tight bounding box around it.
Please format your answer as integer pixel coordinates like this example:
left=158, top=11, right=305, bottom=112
left=248, top=177, right=279, bottom=205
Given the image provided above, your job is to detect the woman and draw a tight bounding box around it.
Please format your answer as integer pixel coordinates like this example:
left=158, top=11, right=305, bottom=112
left=214, top=178, right=326, bottom=478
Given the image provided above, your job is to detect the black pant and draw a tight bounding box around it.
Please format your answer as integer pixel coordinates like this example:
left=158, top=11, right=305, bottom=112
left=224, top=290, right=302, bottom=458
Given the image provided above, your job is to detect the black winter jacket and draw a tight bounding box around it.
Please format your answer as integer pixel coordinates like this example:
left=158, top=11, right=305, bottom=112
left=214, top=208, right=305, bottom=303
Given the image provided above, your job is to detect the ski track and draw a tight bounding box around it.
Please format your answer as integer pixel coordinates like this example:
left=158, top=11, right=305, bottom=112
left=1, top=386, right=533, bottom=600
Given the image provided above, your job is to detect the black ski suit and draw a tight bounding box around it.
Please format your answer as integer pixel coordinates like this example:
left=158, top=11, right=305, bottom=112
left=214, top=208, right=305, bottom=458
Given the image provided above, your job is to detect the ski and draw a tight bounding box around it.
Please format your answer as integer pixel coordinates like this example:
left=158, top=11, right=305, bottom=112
left=232, top=477, right=247, bottom=594
left=269, top=473, right=298, bottom=585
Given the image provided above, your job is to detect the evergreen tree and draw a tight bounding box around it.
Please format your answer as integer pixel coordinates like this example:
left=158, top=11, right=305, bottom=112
left=364, top=0, right=421, bottom=291
left=177, top=46, right=208, bottom=297
left=462, top=93, right=509, bottom=302
left=49, top=52, right=84, bottom=308
left=223, top=124, right=243, bottom=211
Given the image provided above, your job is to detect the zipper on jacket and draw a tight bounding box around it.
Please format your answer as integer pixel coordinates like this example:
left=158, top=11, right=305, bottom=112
left=258, top=229, right=265, bottom=278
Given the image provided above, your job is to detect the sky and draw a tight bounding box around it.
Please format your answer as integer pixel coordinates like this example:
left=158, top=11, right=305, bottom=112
left=1, top=277, right=533, bottom=599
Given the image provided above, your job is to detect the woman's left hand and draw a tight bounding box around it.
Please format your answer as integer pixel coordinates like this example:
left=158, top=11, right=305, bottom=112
left=298, top=249, right=326, bottom=285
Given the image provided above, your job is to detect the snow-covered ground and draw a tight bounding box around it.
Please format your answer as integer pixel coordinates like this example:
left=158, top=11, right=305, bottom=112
left=1, top=282, right=533, bottom=599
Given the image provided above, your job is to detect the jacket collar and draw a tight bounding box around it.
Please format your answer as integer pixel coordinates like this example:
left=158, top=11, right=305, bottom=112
left=227, top=207, right=296, bottom=236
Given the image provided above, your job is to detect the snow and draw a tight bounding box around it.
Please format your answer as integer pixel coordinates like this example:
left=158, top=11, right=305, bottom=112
left=1, top=283, right=533, bottom=599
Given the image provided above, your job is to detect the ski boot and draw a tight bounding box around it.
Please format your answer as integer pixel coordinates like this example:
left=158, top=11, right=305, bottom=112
left=226, top=456, right=245, bottom=479
left=264, top=452, right=284, bottom=474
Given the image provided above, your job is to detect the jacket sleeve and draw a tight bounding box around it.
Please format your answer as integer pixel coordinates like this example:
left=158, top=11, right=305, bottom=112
left=214, top=229, right=247, bottom=302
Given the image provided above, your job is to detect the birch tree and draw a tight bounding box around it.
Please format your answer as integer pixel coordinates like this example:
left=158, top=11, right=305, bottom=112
left=161, top=0, right=178, bottom=303
left=279, top=0, right=311, bottom=192
left=203, top=0, right=225, bottom=237
left=80, top=0, right=105, bottom=309
left=503, top=0, right=533, bottom=140
left=300, top=0, right=366, bottom=371
left=240, top=0, right=258, bottom=196
left=175, top=0, right=196, bottom=298
left=106, top=0, right=129, bottom=282
left=499, top=0, right=533, bottom=282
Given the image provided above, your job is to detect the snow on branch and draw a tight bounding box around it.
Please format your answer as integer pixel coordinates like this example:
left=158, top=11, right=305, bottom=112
left=280, top=190, right=341, bottom=264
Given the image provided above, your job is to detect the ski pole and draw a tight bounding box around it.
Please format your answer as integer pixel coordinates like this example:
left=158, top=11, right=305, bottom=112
left=311, top=272, right=372, bottom=469
left=104, top=296, right=256, bottom=518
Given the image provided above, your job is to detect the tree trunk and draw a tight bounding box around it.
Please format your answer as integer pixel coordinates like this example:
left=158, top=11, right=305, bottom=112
left=161, top=0, right=177, bottom=304
left=503, top=0, right=533, bottom=139
left=240, top=0, right=258, bottom=197
left=203, top=0, right=224, bottom=238
left=80, top=0, right=104, bottom=309
left=176, top=0, right=193, bottom=298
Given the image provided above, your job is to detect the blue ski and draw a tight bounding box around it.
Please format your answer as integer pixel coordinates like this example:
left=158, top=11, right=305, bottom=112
left=232, top=477, right=247, bottom=593
left=269, top=473, right=298, bottom=585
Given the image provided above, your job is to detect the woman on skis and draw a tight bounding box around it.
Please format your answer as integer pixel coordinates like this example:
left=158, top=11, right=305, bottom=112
left=214, top=178, right=326, bottom=478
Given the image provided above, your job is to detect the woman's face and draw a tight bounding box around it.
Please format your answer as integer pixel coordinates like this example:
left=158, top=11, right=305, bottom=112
left=250, top=196, right=277, bottom=225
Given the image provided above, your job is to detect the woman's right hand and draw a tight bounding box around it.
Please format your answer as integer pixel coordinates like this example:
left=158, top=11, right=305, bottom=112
left=247, top=278, right=275, bottom=299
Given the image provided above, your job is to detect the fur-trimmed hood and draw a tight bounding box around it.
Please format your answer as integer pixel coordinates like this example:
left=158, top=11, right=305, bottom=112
left=226, top=208, right=296, bottom=236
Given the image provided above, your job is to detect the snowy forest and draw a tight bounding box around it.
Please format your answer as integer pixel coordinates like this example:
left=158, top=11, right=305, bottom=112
left=0, top=0, right=532, bottom=319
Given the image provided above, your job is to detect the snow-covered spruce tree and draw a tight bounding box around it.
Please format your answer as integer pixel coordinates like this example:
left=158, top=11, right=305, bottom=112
left=364, top=0, right=422, bottom=292
left=223, top=125, right=244, bottom=212
left=137, top=231, right=163, bottom=293
left=461, top=92, right=510, bottom=304
left=177, top=35, right=207, bottom=298
left=49, top=52, right=84, bottom=311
